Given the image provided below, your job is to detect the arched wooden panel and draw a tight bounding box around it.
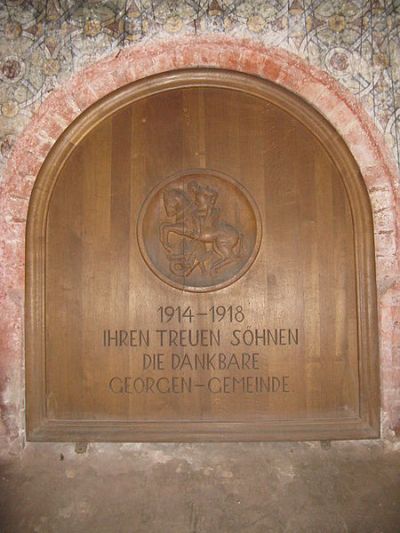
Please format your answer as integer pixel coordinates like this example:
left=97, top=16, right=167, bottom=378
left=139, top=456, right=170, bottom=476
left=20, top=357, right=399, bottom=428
left=26, top=70, right=379, bottom=441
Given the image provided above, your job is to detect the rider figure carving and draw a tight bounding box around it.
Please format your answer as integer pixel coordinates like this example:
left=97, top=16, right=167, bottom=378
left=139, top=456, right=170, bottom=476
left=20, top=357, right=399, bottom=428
left=160, top=178, right=243, bottom=278
left=187, top=180, right=220, bottom=237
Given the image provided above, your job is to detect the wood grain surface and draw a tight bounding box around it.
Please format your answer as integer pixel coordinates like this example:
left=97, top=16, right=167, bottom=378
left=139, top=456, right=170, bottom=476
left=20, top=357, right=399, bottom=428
left=26, top=70, right=379, bottom=441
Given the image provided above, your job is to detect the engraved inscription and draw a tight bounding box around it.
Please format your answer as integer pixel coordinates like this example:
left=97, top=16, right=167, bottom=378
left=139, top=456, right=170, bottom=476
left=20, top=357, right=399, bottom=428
left=103, top=302, right=298, bottom=398
left=138, top=170, right=261, bottom=292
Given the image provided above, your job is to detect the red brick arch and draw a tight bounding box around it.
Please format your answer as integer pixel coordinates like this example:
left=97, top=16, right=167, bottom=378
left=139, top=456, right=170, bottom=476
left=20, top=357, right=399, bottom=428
left=1, top=35, right=399, bottom=441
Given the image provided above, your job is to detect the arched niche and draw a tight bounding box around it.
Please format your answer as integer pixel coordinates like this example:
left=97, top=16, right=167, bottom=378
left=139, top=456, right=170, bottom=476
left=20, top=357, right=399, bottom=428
left=26, top=69, right=379, bottom=441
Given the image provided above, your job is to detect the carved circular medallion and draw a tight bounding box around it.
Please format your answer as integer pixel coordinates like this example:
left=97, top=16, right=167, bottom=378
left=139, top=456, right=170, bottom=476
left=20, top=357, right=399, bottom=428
left=137, top=170, right=262, bottom=292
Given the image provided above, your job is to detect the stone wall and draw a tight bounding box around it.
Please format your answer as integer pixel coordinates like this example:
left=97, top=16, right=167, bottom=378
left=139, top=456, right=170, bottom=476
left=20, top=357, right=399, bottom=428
left=1, top=1, right=399, bottom=455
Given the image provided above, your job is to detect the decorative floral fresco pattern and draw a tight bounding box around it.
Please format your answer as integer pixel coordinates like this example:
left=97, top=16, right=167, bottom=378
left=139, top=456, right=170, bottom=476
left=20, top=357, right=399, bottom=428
left=0, top=0, right=399, bottom=173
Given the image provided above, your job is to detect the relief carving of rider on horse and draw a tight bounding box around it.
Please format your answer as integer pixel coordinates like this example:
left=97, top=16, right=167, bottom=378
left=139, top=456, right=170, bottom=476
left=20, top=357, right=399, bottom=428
left=160, top=179, right=243, bottom=276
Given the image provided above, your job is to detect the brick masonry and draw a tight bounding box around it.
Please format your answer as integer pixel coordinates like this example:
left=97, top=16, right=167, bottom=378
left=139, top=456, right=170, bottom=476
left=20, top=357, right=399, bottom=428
left=0, top=33, right=399, bottom=452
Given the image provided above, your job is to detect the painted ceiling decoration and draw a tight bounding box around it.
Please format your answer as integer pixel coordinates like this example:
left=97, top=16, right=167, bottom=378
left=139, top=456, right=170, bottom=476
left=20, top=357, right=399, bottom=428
left=0, top=0, right=399, bottom=172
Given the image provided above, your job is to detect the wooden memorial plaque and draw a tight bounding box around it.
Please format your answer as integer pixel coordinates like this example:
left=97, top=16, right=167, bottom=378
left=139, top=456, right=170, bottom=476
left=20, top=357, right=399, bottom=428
left=26, top=70, right=379, bottom=441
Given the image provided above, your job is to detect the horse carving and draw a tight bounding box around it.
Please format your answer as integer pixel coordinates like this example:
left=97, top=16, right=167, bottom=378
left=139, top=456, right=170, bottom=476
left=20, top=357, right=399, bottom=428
left=159, top=181, right=243, bottom=277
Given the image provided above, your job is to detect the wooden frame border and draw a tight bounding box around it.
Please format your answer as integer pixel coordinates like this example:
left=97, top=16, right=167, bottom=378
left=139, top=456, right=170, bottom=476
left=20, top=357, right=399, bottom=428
left=26, top=69, right=380, bottom=442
